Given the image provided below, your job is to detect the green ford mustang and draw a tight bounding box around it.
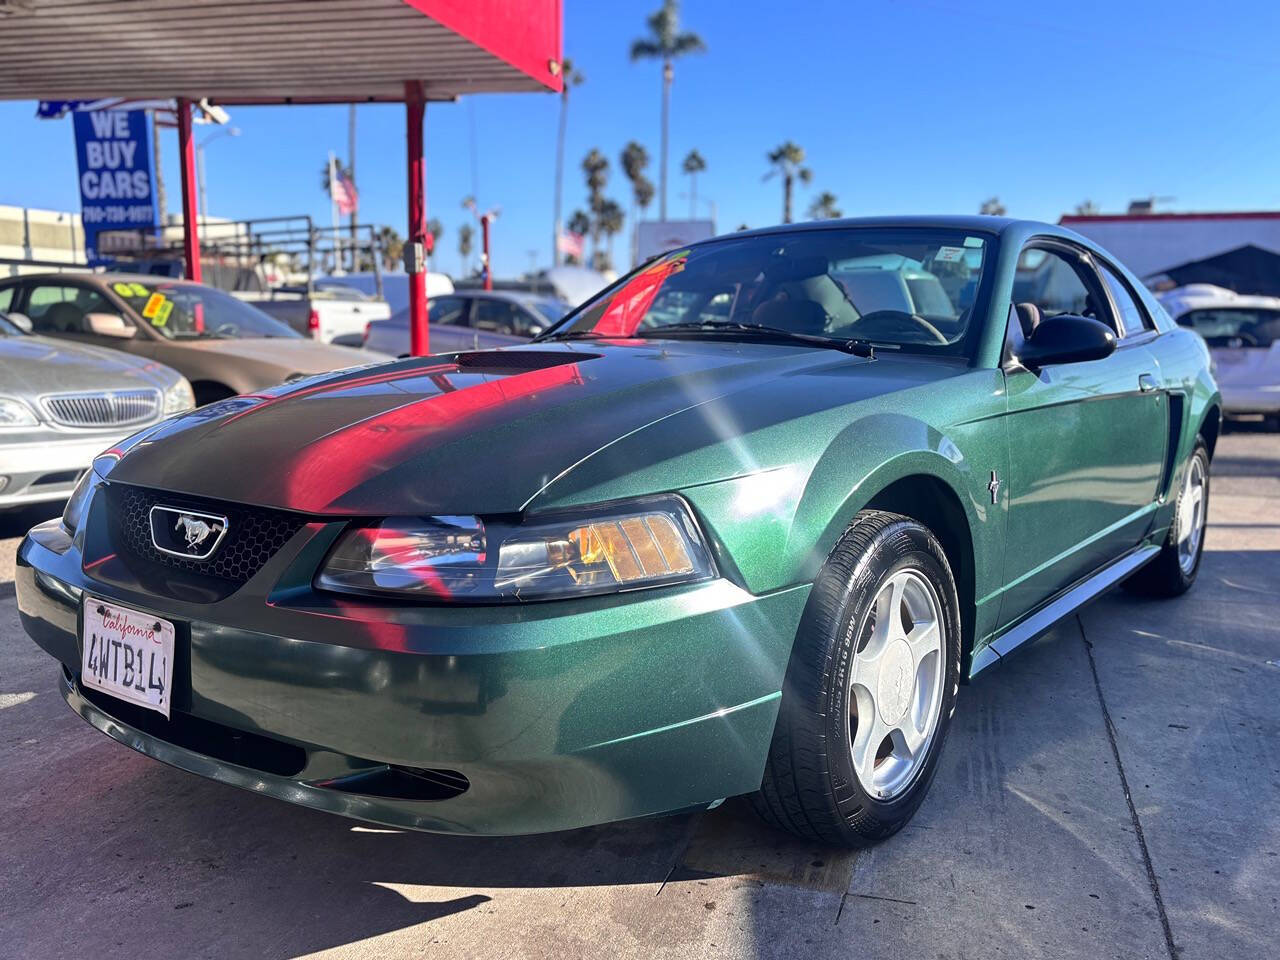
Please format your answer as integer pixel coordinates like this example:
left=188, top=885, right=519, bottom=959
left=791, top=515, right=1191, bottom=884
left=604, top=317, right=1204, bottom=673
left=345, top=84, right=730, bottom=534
left=17, top=217, right=1219, bottom=846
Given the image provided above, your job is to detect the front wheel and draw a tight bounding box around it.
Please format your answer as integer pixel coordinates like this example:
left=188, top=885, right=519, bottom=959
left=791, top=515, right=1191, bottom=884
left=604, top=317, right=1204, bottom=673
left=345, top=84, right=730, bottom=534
left=752, top=511, right=961, bottom=846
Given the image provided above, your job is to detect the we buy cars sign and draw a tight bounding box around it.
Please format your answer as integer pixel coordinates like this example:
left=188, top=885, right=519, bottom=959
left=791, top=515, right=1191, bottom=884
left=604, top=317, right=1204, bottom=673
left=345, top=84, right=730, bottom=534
left=72, top=109, right=159, bottom=264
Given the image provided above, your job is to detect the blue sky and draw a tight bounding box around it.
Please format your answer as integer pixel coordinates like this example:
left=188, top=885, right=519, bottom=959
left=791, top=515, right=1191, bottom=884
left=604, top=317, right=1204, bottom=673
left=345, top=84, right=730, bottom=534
left=4, top=0, right=1280, bottom=277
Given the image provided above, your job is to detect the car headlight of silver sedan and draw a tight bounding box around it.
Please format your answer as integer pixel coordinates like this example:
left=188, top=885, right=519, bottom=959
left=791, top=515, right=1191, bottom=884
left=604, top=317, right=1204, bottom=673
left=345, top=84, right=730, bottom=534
left=316, top=496, right=715, bottom=602
left=162, top=379, right=196, bottom=415
left=0, top=397, right=38, bottom=428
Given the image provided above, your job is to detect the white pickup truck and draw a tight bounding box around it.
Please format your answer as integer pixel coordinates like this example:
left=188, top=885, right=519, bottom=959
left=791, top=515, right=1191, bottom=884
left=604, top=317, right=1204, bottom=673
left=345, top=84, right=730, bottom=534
left=235, top=280, right=391, bottom=343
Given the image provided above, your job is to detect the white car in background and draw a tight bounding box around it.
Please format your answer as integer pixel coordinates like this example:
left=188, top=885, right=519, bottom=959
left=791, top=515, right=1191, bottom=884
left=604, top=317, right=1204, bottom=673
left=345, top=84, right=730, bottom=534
left=1159, top=284, right=1280, bottom=429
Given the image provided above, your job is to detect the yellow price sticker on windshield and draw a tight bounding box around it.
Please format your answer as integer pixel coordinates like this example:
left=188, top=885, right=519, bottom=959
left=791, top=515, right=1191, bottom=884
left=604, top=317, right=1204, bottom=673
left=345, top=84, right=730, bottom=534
left=129, top=282, right=150, bottom=297
left=142, top=292, right=166, bottom=320
left=112, top=281, right=134, bottom=296
left=153, top=299, right=174, bottom=326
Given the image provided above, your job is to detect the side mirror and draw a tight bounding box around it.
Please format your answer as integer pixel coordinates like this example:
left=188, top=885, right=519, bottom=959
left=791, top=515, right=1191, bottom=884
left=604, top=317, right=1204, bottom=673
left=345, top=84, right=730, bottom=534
left=5, top=312, right=32, bottom=333
left=1017, top=314, right=1115, bottom=369
left=86, top=312, right=136, bottom=339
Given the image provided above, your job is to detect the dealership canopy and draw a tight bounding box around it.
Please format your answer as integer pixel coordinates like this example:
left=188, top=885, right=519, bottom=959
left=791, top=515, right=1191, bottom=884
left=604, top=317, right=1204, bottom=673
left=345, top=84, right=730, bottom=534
left=0, top=0, right=563, bottom=353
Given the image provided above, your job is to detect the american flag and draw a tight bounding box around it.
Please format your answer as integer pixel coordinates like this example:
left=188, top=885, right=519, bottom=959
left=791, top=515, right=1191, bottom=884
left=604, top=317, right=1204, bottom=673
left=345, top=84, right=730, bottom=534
left=331, top=170, right=358, bottom=216
left=557, top=230, right=584, bottom=259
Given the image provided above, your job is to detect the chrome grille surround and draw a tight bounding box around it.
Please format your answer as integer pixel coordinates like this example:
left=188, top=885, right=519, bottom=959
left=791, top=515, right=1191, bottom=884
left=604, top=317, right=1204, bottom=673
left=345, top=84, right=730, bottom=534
left=40, top=388, right=161, bottom=428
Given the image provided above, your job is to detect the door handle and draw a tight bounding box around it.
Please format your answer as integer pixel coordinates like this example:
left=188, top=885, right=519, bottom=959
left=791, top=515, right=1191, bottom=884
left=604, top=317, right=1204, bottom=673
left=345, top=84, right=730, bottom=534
left=1138, top=373, right=1157, bottom=393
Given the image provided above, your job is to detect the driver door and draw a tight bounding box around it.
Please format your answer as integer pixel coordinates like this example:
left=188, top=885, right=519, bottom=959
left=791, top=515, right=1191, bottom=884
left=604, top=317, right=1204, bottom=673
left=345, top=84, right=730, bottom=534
left=998, top=242, right=1168, bottom=629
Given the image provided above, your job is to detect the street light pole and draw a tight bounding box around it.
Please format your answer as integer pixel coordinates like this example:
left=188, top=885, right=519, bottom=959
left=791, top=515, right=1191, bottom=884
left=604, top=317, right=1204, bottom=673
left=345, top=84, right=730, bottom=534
left=197, top=126, right=240, bottom=238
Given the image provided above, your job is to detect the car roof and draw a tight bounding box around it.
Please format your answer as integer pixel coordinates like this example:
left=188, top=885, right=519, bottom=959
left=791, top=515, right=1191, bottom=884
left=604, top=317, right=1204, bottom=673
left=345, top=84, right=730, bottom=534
left=691, top=215, right=1102, bottom=253
left=1, top=271, right=193, bottom=287
left=1158, top=284, right=1280, bottom=316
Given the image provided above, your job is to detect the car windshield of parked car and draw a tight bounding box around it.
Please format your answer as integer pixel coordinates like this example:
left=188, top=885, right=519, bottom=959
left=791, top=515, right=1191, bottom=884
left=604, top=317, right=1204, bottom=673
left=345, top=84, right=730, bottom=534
left=1177, top=307, right=1280, bottom=348
left=545, top=228, right=989, bottom=354
left=529, top=298, right=569, bottom=324
left=111, top=281, right=302, bottom=340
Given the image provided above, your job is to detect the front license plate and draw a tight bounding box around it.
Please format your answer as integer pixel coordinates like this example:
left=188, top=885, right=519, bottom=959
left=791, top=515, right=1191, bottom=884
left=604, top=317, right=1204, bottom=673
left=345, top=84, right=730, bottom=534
left=81, top=598, right=175, bottom=719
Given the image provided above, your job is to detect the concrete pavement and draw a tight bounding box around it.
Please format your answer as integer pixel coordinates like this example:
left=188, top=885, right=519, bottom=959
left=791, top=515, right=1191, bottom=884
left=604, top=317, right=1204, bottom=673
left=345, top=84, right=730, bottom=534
left=1, top=432, right=1276, bottom=959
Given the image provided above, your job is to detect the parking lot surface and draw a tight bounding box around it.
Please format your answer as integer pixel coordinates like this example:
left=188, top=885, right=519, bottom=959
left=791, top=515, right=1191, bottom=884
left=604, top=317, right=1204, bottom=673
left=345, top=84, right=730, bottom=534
left=2, top=432, right=1276, bottom=960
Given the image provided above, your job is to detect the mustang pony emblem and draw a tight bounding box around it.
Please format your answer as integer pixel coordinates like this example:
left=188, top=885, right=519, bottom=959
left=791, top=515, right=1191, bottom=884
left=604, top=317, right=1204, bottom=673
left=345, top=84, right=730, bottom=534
left=174, top=514, right=218, bottom=549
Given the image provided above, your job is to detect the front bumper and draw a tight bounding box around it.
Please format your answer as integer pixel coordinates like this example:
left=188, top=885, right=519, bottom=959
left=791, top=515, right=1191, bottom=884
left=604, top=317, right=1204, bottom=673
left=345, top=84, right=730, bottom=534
left=0, top=431, right=129, bottom=509
left=16, top=517, right=809, bottom=835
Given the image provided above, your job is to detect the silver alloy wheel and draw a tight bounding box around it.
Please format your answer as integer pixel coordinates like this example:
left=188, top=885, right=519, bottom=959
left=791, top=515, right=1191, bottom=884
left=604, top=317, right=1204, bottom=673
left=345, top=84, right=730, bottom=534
left=848, top=568, right=945, bottom=801
left=1176, top=454, right=1207, bottom=574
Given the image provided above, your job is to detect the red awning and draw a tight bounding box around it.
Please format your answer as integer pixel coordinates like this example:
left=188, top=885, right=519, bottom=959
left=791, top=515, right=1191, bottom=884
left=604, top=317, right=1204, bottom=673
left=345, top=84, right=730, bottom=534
left=0, top=0, right=561, bottom=103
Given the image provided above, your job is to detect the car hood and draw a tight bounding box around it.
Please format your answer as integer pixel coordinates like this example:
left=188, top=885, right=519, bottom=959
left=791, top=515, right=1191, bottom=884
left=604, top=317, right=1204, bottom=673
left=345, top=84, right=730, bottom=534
left=0, top=334, right=173, bottom=395
left=170, top=336, right=386, bottom=373
left=107, top=340, right=967, bottom=516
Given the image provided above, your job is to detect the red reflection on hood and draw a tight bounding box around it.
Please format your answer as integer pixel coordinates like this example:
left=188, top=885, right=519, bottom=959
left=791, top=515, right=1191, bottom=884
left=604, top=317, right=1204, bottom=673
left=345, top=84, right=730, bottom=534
left=281, top=362, right=584, bottom=512
left=591, top=254, right=689, bottom=337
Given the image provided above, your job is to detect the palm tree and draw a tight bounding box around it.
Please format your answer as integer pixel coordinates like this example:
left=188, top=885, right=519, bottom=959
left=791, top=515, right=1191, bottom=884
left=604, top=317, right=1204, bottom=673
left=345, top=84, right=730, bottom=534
left=681, top=149, right=706, bottom=219
left=552, top=57, right=585, bottom=266
left=979, top=196, right=1006, bottom=216
left=595, top=199, right=625, bottom=272
left=765, top=141, right=812, bottom=224
left=807, top=191, right=841, bottom=220
left=621, top=141, right=650, bottom=266
left=582, top=148, right=609, bottom=261
left=630, top=0, right=705, bottom=222
left=634, top=176, right=655, bottom=216
left=375, top=225, right=404, bottom=272
left=458, top=223, right=474, bottom=275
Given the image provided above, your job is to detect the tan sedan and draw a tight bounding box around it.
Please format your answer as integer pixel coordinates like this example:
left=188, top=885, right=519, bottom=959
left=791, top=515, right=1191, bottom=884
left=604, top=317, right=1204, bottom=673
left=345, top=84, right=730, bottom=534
left=0, top=273, right=388, bottom=405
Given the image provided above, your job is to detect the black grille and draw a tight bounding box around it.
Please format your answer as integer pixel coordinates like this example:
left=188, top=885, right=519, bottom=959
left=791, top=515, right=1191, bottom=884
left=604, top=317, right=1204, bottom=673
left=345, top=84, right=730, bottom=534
left=105, top=483, right=307, bottom=586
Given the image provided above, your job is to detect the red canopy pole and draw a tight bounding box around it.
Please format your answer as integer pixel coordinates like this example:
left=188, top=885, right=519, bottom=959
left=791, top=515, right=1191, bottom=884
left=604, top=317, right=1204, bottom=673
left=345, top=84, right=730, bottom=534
left=176, top=98, right=202, bottom=284
left=481, top=213, right=492, bottom=290
left=405, top=81, right=429, bottom=357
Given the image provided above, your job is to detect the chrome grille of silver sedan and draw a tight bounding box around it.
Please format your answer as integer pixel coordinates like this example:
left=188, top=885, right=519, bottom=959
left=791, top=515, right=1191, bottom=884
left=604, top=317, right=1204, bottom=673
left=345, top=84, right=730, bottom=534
left=41, top=389, right=161, bottom=428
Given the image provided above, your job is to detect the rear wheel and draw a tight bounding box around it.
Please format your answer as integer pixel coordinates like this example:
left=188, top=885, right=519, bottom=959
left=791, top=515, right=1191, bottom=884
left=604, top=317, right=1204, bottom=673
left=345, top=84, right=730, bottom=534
left=752, top=511, right=961, bottom=846
left=1125, top=437, right=1209, bottom=597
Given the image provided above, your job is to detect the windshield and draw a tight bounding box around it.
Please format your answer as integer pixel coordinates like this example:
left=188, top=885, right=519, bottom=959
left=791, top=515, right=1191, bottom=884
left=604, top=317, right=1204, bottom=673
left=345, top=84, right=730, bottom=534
left=545, top=228, right=990, bottom=354
left=529, top=298, right=570, bottom=323
left=1177, top=307, right=1280, bottom=348
left=112, top=280, right=301, bottom=340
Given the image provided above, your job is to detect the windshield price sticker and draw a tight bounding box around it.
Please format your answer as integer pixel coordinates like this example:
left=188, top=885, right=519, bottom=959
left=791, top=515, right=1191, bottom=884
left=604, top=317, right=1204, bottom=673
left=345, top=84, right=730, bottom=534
left=142, top=292, right=166, bottom=319
left=112, top=281, right=134, bottom=296
left=81, top=599, right=175, bottom=719
left=935, top=246, right=965, bottom=263
left=153, top=299, right=174, bottom=326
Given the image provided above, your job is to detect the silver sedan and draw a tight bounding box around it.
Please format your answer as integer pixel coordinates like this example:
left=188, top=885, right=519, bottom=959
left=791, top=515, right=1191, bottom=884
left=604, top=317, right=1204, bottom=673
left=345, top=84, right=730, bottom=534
left=0, top=312, right=194, bottom=510
left=363, top=290, right=570, bottom=357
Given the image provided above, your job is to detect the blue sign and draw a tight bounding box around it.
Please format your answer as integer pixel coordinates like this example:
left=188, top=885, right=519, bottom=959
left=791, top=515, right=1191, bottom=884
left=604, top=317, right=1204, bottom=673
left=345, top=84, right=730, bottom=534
left=73, top=109, right=159, bottom=264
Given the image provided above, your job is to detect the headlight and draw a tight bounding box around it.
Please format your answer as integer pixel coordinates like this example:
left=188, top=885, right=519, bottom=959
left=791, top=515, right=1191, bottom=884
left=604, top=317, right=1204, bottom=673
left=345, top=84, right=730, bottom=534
left=61, top=469, right=97, bottom=534
left=316, top=497, right=715, bottom=602
left=0, top=397, right=37, bottom=428
left=163, top=378, right=196, bottom=415
left=61, top=453, right=117, bottom=535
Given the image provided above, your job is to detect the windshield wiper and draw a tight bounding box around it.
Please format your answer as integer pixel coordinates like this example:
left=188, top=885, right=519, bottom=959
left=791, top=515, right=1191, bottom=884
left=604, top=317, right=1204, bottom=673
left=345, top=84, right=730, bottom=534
left=636, top=320, right=876, bottom=358
left=538, top=329, right=611, bottom=342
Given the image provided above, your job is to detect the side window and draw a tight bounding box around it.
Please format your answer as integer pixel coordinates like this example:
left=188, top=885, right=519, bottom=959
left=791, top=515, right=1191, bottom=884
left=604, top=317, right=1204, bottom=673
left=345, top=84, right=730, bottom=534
left=1099, top=263, right=1151, bottom=338
left=0, top=285, right=15, bottom=313
left=25, top=284, right=119, bottom=334
left=1010, top=247, right=1097, bottom=338
left=473, top=299, right=519, bottom=334
left=428, top=297, right=468, bottom=328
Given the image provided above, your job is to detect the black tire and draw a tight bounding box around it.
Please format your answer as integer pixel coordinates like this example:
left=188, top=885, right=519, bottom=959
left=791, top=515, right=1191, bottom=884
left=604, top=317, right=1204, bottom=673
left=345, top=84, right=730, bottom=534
left=751, top=510, right=962, bottom=846
left=1124, top=437, right=1210, bottom=597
